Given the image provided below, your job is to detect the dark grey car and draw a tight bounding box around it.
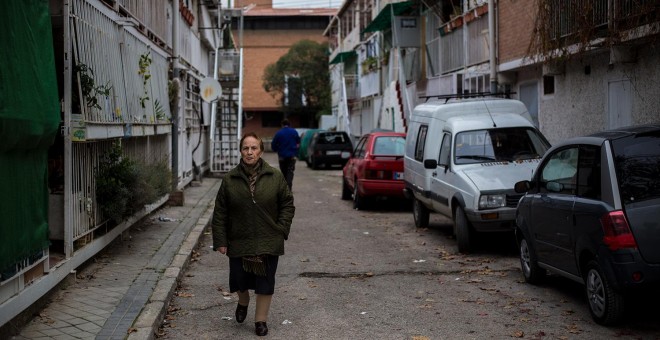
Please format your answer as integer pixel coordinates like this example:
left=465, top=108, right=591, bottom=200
left=514, top=124, right=660, bottom=325
left=306, top=131, right=353, bottom=169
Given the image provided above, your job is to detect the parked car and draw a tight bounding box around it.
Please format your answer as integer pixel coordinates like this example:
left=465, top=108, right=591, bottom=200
left=341, top=131, right=407, bottom=209
left=298, top=128, right=323, bottom=161
left=306, top=131, right=353, bottom=169
left=403, top=97, right=551, bottom=253
left=514, top=124, right=660, bottom=325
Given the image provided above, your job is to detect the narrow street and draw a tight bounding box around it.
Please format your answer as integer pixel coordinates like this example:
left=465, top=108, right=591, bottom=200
left=159, top=152, right=660, bottom=340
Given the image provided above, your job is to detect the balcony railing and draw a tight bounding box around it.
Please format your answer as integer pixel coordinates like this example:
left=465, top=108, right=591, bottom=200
left=344, top=75, right=359, bottom=101
left=547, top=0, right=658, bottom=40
left=437, top=11, right=489, bottom=74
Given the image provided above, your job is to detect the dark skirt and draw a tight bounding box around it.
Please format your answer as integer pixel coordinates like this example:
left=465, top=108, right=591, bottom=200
left=229, top=255, right=279, bottom=295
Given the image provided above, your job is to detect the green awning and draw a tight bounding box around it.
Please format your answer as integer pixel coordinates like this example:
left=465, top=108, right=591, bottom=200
left=329, top=50, right=357, bottom=65
left=362, top=1, right=414, bottom=34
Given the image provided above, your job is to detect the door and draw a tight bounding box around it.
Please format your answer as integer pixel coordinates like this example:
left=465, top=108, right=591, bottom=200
left=607, top=79, right=632, bottom=129
left=430, top=132, right=453, bottom=216
left=346, top=135, right=368, bottom=189
left=520, top=82, right=539, bottom=128
left=530, top=147, right=578, bottom=271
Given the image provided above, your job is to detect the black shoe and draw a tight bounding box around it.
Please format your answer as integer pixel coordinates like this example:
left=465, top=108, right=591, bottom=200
left=255, top=321, right=268, bottom=336
left=235, top=303, right=248, bottom=323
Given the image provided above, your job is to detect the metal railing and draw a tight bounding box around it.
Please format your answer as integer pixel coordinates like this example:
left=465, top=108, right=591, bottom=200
left=344, top=75, right=359, bottom=100
left=71, top=0, right=171, bottom=125
left=547, top=0, right=657, bottom=40
left=438, top=12, right=490, bottom=74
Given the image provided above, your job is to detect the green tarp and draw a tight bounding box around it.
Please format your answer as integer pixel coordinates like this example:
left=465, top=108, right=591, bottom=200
left=362, top=1, right=414, bottom=34
left=0, top=1, right=60, bottom=274
left=329, top=50, right=357, bottom=65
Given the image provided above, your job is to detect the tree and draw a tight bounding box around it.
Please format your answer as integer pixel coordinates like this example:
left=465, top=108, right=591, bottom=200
left=263, top=40, right=331, bottom=126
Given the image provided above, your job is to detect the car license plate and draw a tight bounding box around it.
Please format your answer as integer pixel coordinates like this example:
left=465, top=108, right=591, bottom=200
left=393, top=172, right=402, bottom=179
left=326, top=150, right=341, bottom=155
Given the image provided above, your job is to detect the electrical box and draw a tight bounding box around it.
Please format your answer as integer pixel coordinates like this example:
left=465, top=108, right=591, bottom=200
left=393, top=16, right=420, bottom=48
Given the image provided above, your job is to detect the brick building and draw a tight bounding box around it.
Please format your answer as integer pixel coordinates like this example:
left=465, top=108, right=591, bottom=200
left=234, top=1, right=336, bottom=139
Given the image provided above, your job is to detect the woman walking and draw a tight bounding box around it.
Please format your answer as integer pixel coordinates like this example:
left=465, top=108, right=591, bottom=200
left=211, top=132, right=295, bottom=336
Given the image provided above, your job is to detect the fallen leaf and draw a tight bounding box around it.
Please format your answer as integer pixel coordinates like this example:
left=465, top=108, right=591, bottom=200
left=127, top=327, right=137, bottom=334
left=512, top=330, right=524, bottom=338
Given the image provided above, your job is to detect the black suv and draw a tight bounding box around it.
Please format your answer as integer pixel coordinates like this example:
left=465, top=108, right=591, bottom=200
left=514, top=124, right=660, bottom=325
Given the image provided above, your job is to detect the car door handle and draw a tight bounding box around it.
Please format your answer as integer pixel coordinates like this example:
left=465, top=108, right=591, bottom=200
left=432, top=171, right=437, bottom=177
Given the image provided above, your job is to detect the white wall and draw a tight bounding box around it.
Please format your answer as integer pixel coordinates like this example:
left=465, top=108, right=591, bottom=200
left=539, top=46, right=660, bottom=144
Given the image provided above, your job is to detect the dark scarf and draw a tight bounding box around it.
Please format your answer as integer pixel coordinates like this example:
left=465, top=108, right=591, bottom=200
left=238, top=158, right=267, bottom=276
left=239, top=158, right=263, bottom=198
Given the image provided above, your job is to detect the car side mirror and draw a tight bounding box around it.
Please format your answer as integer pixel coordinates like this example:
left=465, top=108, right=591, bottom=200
left=546, top=181, right=563, bottom=193
left=423, top=159, right=437, bottom=169
left=514, top=180, right=530, bottom=193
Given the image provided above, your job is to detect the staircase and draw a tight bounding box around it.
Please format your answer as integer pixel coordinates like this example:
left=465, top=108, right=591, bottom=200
left=210, top=50, right=242, bottom=173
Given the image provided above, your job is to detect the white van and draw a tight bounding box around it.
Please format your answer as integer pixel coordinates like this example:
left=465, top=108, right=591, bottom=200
left=403, top=98, right=550, bottom=253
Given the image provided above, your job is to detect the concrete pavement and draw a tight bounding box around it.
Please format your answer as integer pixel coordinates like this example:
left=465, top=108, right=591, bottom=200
left=12, top=176, right=222, bottom=340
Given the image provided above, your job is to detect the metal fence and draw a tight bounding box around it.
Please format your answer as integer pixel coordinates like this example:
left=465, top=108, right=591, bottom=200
left=71, top=0, right=171, bottom=124
left=547, top=0, right=657, bottom=39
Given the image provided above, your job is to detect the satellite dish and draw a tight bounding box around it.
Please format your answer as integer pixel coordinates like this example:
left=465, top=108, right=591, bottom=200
left=199, top=77, right=222, bottom=103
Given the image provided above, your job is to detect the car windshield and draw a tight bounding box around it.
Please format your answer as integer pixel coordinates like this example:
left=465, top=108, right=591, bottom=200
left=317, top=132, right=348, bottom=145
left=373, top=136, right=405, bottom=156
left=454, top=127, right=549, bottom=164
left=612, top=132, right=660, bottom=204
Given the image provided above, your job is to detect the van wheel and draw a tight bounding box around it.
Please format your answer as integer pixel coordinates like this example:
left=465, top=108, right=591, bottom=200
left=341, top=178, right=352, bottom=200
left=413, top=199, right=429, bottom=228
left=519, top=235, right=545, bottom=284
left=585, top=260, right=626, bottom=325
left=454, top=206, right=472, bottom=254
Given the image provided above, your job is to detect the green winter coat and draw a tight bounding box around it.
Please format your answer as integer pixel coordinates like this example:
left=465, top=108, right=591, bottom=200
left=211, top=160, right=295, bottom=257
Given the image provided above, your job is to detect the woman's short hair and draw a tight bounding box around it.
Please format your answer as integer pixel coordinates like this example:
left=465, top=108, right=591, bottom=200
left=240, top=132, right=264, bottom=151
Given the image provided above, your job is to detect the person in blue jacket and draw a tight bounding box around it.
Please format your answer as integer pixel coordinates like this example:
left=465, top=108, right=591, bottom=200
left=271, top=119, right=301, bottom=190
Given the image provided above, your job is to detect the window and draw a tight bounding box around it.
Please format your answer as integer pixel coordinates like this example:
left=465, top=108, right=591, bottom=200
left=454, top=128, right=549, bottom=164
left=612, top=131, right=660, bottom=204
left=543, top=76, right=555, bottom=95
left=414, top=125, right=428, bottom=161
left=540, top=147, right=578, bottom=194
left=576, top=145, right=601, bottom=200
left=438, top=133, right=451, bottom=167
left=354, top=136, right=367, bottom=158
left=317, top=132, right=349, bottom=145
left=373, top=136, right=405, bottom=155
left=261, top=112, right=283, bottom=127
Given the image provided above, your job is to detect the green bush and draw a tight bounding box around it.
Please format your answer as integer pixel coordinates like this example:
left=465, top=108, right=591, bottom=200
left=96, top=142, right=171, bottom=225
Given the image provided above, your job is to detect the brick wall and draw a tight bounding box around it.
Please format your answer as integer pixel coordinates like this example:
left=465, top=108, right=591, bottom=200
left=498, top=0, right=538, bottom=63
left=242, top=29, right=328, bottom=110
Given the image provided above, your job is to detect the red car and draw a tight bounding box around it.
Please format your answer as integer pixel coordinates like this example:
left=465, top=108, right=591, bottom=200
left=341, top=132, right=407, bottom=209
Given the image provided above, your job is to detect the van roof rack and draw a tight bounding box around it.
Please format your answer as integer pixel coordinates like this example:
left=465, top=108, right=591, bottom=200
left=419, top=92, right=517, bottom=103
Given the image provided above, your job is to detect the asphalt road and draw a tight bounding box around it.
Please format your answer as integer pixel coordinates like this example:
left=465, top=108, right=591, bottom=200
left=158, top=152, right=660, bottom=340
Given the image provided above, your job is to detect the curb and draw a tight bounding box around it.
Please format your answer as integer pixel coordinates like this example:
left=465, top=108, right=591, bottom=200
left=127, top=203, right=215, bottom=340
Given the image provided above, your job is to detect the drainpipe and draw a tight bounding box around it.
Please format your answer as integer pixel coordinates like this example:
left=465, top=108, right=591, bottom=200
left=489, top=0, right=497, bottom=93
left=171, top=0, right=180, bottom=190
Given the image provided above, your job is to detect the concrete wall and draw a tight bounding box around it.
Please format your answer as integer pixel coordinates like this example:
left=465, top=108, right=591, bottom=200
left=539, top=46, right=660, bottom=144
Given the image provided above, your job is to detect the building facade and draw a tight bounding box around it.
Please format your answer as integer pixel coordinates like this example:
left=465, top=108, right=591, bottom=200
left=0, top=0, right=224, bottom=327
left=232, top=0, right=336, bottom=139
left=326, top=0, right=660, bottom=144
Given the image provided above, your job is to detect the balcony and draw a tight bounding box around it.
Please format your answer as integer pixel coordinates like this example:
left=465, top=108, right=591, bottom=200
left=546, top=0, right=659, bottom=41
left=344, top=75, right=359, bottom=101
left=437, top=9, right=489, bottom=74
